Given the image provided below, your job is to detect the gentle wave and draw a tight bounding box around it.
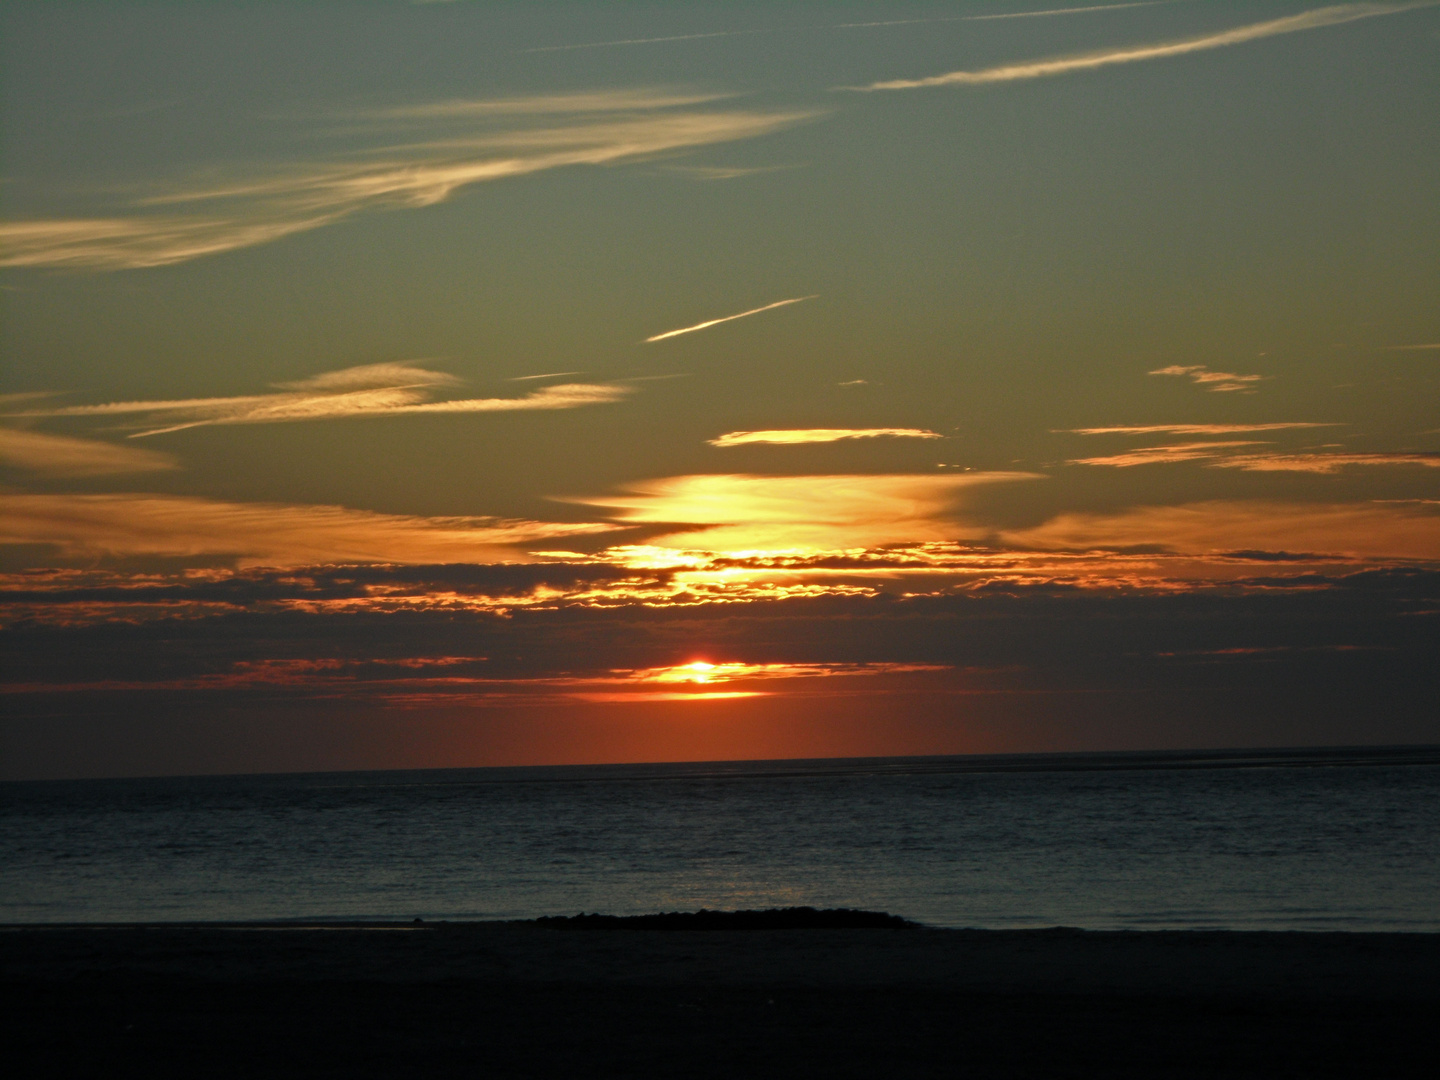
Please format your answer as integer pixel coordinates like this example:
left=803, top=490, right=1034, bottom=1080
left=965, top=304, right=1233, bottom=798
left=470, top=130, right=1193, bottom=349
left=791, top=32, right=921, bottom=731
left=3, top=746, right=1438, bottom=929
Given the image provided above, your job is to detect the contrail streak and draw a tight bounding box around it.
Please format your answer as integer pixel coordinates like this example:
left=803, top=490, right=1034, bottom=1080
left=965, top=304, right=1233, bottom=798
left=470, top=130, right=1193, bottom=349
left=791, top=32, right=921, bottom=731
left=645, top=295, right=818, bottom=343
left=851, top=2, right=1435, bottom=90
left=967, top=1, right=1179, bottom=21
left=835, top=2, right=1176, bottom=29
left=525, top=2, right=1178, bottom=54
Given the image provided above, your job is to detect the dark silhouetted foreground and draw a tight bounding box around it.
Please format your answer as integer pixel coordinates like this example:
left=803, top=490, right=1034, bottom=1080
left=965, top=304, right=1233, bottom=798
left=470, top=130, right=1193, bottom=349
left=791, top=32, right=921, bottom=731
left=531, top=906, right=919, bottom=930
left=4, top=920, right=1437, bottom=1078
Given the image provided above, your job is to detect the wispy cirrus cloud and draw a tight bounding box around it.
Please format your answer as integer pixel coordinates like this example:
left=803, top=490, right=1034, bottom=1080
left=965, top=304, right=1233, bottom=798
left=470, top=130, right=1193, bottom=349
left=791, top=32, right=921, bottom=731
left=0, top=216, right=343, bottom=274
left=521, top=30, right=775, bottom=54
left=6, top=362, right=630, bottom=437
left=1, top=656, right=953, bottom=706
left=851, top=3, right=1433, bottom=90
left=1069, top=440, right=1265, bottom=467
left=708, top=428, right=942, bottom=447
left=0, top=428, right=179, bottom=477
left=557, top=660, right=952, bottom=703
left=1003, top=499, right=1440, bottom=560
left=1213, top=450, right=1440, bottom=473
left=659, top=163, right=803, bottom=181
left=1150, top=364, right=1267, bottom=393
left=568, top=471, right=1041, bottom=551
left=0, top=492, right=617, bottom=567
left=368, top=90, right=729, bottom=117
left=524, top=3, right=1174, bottom=54
left=644, top=295, right=817, bottom=343
left=1069, top=438, right=1440, bottom=472
left=1065, top=422, right=1339, bottom=435
left=966, top=1, right=1181, bottom=20
left=837, top=1, right=1178, bottom=28
left=0, top=93, right=814, bottom=271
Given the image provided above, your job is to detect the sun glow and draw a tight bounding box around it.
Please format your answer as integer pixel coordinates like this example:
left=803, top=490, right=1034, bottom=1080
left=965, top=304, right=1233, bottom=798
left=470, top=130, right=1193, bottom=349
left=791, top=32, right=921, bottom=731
left=641, top=661, right=757, bottom=685
left=680, top=661, right=717, bottom=683
left=623, top=660, right=949, bottom=687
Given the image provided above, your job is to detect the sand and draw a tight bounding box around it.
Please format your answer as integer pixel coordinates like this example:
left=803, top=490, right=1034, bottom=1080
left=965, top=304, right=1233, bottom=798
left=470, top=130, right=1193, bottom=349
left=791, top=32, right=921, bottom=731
left=5, top=922, right=1437, bottom=1077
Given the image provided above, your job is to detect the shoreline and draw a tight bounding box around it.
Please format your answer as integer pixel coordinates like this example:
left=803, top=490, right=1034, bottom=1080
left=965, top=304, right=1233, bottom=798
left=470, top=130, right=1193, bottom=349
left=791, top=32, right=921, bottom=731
left=7, top=921, right=1439, bottom=1000
left=8, top=922, right=1436, bottom=1077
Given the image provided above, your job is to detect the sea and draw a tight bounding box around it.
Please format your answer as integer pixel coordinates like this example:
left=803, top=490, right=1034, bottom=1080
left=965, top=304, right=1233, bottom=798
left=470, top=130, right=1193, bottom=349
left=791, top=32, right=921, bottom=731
left=3, top=746, right=1438, bottom=930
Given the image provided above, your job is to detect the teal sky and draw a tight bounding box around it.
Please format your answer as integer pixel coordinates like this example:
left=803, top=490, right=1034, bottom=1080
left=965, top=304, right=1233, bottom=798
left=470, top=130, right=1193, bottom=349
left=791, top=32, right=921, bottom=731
left=2, top=2, right=1438, bottom=779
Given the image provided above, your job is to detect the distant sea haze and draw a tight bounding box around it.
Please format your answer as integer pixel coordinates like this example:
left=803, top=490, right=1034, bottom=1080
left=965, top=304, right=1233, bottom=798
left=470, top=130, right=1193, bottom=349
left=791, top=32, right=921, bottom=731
left=3, top=747, right=1438, bottom=930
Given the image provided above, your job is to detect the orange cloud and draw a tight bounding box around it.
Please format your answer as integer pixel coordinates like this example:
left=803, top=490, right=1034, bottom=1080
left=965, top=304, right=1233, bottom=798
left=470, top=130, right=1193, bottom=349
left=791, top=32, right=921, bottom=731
left=619, top=660, right=948, bottom=685
left=0, top=428, right=179, bottom=476
left=1003, top=500, right=1440, bottom=560
left=2, top=656, right=951, bottom=706
left=1149, top=364, right=1267, bottom=393
left=567, top=471, right=1042, bottom=551
left=1069, top=441, right=1264, bottom=467
left=1065, top=423, right=1339, bottom=435
left=568, top=691, right=767, bottom=702
left=1068, top=441, right=1440, bottom=472
left=0, top=492, right=617, bottom=567
left=708, top=428, right=942, bottom=447
left=1213, top=451, right=1440, bottom=473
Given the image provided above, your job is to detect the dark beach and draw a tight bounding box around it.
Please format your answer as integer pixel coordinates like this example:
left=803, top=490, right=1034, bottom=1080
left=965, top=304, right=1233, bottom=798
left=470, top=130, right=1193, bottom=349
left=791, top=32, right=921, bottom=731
left=6, top=917, right=1437, bottom=1078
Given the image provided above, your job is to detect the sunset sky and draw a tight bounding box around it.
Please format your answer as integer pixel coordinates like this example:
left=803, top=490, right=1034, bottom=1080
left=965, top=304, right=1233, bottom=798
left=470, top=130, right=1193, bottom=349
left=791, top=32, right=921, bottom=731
left=3, top=1, right=1437, bottom=780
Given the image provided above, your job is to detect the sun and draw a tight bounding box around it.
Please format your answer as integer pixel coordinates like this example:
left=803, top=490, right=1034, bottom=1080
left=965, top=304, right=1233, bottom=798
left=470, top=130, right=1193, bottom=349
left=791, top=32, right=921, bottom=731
left=682, top=661, right=716, bottom=684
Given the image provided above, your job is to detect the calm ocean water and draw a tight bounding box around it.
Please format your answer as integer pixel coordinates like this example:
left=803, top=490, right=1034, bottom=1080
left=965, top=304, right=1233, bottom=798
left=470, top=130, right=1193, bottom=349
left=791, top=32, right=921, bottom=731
left=3, top=747, right=1438, bottom=930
